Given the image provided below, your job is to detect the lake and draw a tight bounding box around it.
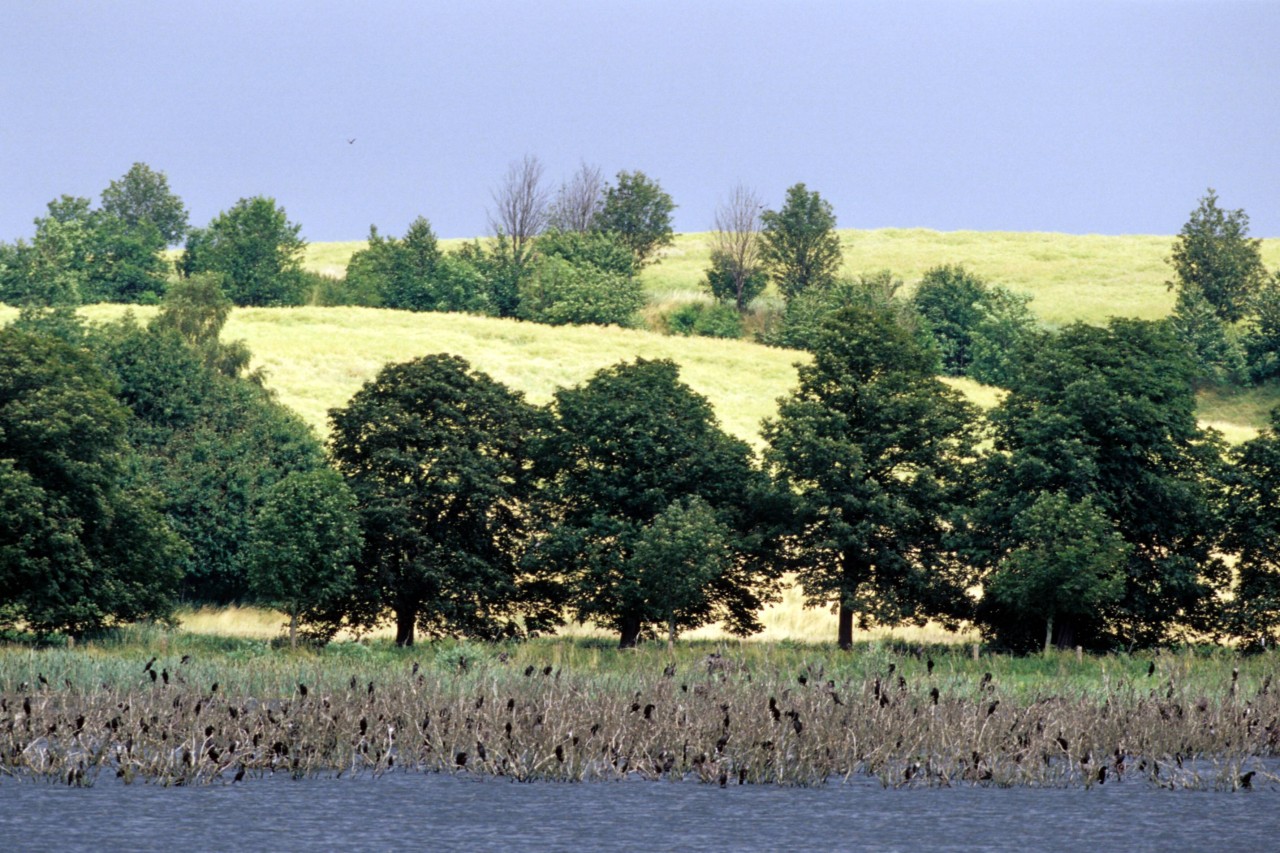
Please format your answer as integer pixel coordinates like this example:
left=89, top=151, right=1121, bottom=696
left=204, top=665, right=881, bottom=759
left=1, top=771, right=1276, bottom=851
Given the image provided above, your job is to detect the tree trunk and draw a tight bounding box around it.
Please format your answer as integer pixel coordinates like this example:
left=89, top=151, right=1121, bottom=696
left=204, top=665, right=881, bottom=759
left=394, top=604, right=417, bottom=648
left=619, top=614, right=642, bottom=649
left=667, top=614, right=677, bottom=650
left=838, top=602, right=854, bottom=651
left=1043, top=614, right=1054, bottom=656
left=289, top=611, right=298, bottom=650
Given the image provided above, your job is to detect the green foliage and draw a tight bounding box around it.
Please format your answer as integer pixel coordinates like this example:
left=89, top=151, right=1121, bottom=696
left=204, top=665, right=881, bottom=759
left=0, top=326, right=184, bottom=635
left=1245, top=271, right=1280, bottom=383
left=181, top=196, right=307, bottom=307
left=537, top=358, right=782, bottom=647
left=245, top=468, right=361, bottom=646
left=100, top=162, right=189, bottom=246
left=328, top=354, right=555, bottom=646
left=0, top=194, right=168, bottom=306
left=665, top=301, right=743, bottom=339
left=911, top=264, right=1042, bottom=386
left=984, top=492, right=1129, bottom=653
left=764, top=305, right=979, bottom=647
left=595, top=171, right=675, bottom=269
left=152, top=273, right=253, bottom=379
left=1221, top=408, right=1280, bottom=644
left=85, top=315, right=325, bottom=603
left=762, top=271, right=933, bottom=359
left=536, top=228, right=636, bottom=279
left=760, top=183, right=842, bottom=301
left=704, top=249, right=767, bottom=310
left=1168, top=189, right=1267, bottom=325
left=343, top=218, right=491, bottom=313
left=971, top=319, right=1227, bottom=649
left=517, top=255, right=643, bottom=327
left=1170, top=283, right=1247, bottom=386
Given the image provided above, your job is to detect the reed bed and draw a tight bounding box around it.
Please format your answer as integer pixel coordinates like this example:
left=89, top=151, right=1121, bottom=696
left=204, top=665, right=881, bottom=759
left=3, top=641, right=1278, bottom=791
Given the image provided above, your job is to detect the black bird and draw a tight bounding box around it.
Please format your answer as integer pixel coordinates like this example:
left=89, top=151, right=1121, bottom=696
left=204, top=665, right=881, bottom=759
left=1147, top=661, right=1156, bottom=677
left=1240, top=770, right=1256, bottom=790
left=347, top=138, right=356, bottom=144
left=143, top=657, right=157, bottom=673
left=37, top=673, right=48, bottom=687
left=926, top=658, right=935, bottom=675
left=149, top=669, right=157, bottom=683
left=161, top=669, right=169, bottom=686
left=234, top=765, right=245, bottom=783
left=298, top=683, right=308, bottom=698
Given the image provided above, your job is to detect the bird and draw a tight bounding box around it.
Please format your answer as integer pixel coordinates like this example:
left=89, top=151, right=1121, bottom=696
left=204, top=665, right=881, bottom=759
left=347, top=138, right=356, bottom=145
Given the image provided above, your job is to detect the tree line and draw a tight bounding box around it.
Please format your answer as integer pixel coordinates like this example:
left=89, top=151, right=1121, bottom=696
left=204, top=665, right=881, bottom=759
left=5, top=279, right=1280, bottom=653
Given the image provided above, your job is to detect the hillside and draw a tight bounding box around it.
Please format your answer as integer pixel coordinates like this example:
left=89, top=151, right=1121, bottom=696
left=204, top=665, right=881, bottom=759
left=306, top=227, right=1280, bottom=327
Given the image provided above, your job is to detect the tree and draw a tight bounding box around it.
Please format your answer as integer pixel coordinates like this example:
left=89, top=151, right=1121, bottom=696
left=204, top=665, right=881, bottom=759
left=245, top=468, right=362, bottom=647
left=760, top=183, right=842, bottom=301
left=181, top=196, right=307, bottom=306
left=0, top=327, right=184, bottom=635
left=594, top=170, right=675, bottom=269
left=705, top=184, right=766, bottom=311
left=1221, top=409, right=1280, bottom=645
left=764, top=305, right=979, bottom=650
left=536, top=359, right=781, bottom=648
left=151, top=273, right=254, bottom=379
left=517, top=255, right=644, bottom=327
left=1244, top=271, right=1280, bottom=383
left=328, top=354, right=555, bottom=646
left=762, top=270, right=931, bottom=356
left=100, top=162, right=189, bottom=245
left=1169, top=283, right=1246, bottom=386
left=970, top=319, right=1227, bottom=650
left=548, top=161, right=604, bottom=232
left=983, top=492, right=1129, bottom=654
left=1168, top=188, right=1266, bottom=324
left=911, top=265, right=990, bottom=376
left=344, top=218, right=490, bottom=313
left=489, top=155, right=549, bottom=272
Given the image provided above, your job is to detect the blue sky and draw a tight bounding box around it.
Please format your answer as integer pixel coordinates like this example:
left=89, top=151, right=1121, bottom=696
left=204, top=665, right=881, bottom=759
left=3, top=1, right=1277, bottom=242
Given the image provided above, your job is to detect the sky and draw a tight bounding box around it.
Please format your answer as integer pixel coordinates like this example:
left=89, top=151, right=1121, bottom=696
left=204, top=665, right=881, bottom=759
left=2, top=1, right=1278, bottom=243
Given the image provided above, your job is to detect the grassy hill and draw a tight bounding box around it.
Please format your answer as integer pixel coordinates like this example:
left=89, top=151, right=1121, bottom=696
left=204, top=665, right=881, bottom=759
left=307, top=227, right=1280, bottom=327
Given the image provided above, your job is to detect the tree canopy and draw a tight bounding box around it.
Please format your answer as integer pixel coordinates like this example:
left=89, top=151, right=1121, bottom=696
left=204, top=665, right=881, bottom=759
left=536, top=358, right=782, bottom=647
left=764, top=304, right=979, bottom=649
left=595, top=171, right=675, bottom=269
left=181, top=196, right=307, bottom=306
left=328, top=354, right=556, bottom=646
left=1168, top=188, right=1267, bottom=325
left=760, top=183, right=842, bottom=301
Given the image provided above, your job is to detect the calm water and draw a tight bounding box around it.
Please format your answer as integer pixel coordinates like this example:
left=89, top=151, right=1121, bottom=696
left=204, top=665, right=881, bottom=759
left=1, top=772, right=1277, bottom=852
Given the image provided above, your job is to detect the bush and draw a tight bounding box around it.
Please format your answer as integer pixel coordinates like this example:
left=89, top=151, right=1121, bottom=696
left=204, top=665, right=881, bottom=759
left=665, top=302, right=743, bottom=339
left=517, top=256, right=643, bottom=327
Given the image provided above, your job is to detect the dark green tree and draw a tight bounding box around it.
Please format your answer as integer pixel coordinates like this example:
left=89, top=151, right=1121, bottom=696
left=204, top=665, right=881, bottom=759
left=344, top=218, right=490, bottom=313
left=764, top=305, right=979, bottom=649
left=760, top=183, right=843, bottom=301
left=151, top=273, right=254, bottom=379
left=181, top=196, right=307, bottom=306
left=537, top=358, right=782, bottom=648
left=100, top=162, right=189, bottom=245
left=1168, top=188, right=1267, bottom=325
left=1221, top=409, right=1280, bottom=645
left=970, top=319, right=1227, bottom=650
left=594, top=170, right=675, bottom=269
left=983, top=492, right=1129, bottom=654
left=1244, top=271, right=1280, bottom=383
left=0, top=327, right=184, bottom=635
left=1169, top=283, right=1246, bottom=386
left=328, top=354, right=556, bottom=646
left=245, top=468, right=362, bottom=647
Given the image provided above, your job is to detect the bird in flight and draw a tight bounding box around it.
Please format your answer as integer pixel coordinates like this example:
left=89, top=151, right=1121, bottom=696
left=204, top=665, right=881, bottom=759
left=347, top=138, right=356, bottom=144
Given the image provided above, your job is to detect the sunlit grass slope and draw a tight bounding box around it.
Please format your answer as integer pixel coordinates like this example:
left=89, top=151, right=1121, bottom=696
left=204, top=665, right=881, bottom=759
left=307, top=228, right=1280, bottom=328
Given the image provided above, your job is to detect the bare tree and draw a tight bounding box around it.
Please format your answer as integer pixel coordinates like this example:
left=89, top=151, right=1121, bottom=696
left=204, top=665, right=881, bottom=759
left=707, top=184, right=766, bottom=311
left=488, top=155, right=550, bottom=266
left=548, top=161, right=604, bottom=232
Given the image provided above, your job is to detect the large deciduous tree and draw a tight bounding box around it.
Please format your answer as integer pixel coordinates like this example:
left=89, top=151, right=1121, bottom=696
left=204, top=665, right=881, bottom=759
left=760, top=183, right=842, bottom=302
left=970, top=319, right=1227, bottom=650
left=536, top=358, right=782, bottom=648
left=764, top=305, right=979, bottom=650
left=328, top=354, right=556, bottom=646
left=594, top=170, right=675, bottom=269
left=181, top=196, right=307, bottom=306
left=0, top=326, right=184, bottom=635
left=1168, top=188, right=1266, bottom=325
left=344, top=218, right=490, bottom=313
left=100, top=162, right=189, bottom=246
left=1221, top=408, right=1280, bottom=645
left=489, top=155, right=550, bottom=273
